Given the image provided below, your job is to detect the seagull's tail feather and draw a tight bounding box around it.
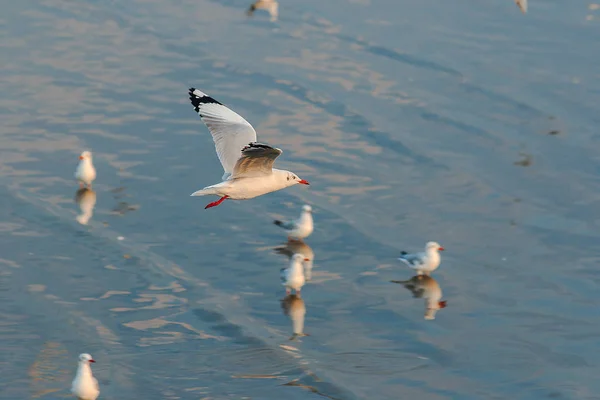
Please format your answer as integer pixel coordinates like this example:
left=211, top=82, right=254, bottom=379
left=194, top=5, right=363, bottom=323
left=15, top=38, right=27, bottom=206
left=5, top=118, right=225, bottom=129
left=274, top=220, right=294, bottom=230
left=190, top=187, right=218, bottom=197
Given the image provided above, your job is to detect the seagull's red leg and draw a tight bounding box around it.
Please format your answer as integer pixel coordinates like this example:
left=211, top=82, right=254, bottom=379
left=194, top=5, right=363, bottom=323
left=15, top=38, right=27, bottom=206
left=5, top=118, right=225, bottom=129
left=204, top=195, right=229, bottom=209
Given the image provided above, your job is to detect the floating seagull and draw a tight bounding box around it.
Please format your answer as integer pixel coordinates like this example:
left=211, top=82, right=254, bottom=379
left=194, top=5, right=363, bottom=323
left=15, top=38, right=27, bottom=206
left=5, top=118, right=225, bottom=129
left=74, top=188, right=97, bottom=225
left=515, top=0, right=527, bottom=13
left=274, top=239, right=315, bottom=280
left=281, top=253, right=308, bottom=295
left=247, top=0, right=279, bottom=22
left=391, top=275, right=447, bottom=320
left=188, top=88, right=309, bottom=209
left=274, top=204, right=314, bottom=240
left=75, top=151, right=96, bottom=189
left=281, top=294, right=309, bottom=340
left=71, top=353, right=99, bottom=400
left=398, top=241, right=444, bottom=275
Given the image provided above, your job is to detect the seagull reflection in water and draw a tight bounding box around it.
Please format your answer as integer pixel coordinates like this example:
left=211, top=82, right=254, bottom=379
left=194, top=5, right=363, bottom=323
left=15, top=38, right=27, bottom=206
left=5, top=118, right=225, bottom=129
left=274, top=239, right=314, bottom=280
left=281, top=294, right=309, bottom=341
left=74, top=188, right=97, bottom=225
left=391, top=275, right=447, bottom=320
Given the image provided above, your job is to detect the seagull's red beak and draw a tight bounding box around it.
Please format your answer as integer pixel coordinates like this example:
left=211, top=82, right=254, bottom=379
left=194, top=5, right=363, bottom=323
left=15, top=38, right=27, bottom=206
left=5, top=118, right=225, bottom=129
left=298, top=179, right=309, bottom=185
left=79, top=156, right=84, bottom=160
left=89, top=359, right=96, bottom=363
left=304, top=258, right=310, bottom=261
left=438, top=247, right=444, bottom=251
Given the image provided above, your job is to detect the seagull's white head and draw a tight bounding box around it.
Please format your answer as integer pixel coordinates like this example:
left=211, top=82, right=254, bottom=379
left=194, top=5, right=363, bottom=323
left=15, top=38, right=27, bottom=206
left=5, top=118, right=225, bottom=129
left=79, top=151, right=93, bottom=161
left=426, top=241, right=444, bottom=252
left=302, top=205, right=312, bottom=213
left=78, top=353, right=95, bottom=363
left=280, top=170, right=309, bottom=188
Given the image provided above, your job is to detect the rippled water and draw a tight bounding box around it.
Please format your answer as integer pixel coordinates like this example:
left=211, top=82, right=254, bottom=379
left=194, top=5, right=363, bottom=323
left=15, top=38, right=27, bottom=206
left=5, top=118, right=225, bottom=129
left=2, top=0, right=600, bottom=399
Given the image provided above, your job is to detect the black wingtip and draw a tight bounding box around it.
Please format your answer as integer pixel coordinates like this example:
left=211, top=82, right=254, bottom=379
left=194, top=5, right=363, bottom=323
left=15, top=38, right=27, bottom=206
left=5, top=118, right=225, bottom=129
left=274, top=220, right=283, bottom=226
left=400, top=251, right=408, bottom=255
left=188, top=88, right=223, bottom=114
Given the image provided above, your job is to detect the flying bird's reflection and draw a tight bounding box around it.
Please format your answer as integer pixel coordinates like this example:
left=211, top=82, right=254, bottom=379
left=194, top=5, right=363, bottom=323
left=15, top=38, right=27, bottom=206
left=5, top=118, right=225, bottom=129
left=274, top=239, right=314, bottom=280
left=281, top=294, right=309, bottom=340
left=391, top=275, right=447, bottom=320
left=74, top=188, right=97, bottom=225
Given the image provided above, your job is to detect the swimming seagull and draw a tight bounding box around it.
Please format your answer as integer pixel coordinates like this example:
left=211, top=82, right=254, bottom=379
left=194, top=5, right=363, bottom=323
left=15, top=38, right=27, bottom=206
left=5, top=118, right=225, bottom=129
left=247, top=0, right=279, bottom=22
left=75, top=151, right=96, bottom=189
left=71, top=353, right=99, bottom=400
left=281, top=253, right=308, bottom=295
left=515, top=0, right=527, bottom=13
left=188, top=88, right=309, bottom=209
left=391, top=275, right=447, bottom=320
left=274, top=205, right=314, bottom=240
left=397, top=241, right=444, bottom=275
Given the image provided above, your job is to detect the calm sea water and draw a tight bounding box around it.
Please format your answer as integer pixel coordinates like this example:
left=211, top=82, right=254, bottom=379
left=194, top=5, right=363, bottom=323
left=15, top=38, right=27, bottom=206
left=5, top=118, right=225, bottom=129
left=1, top=0, right=600, bottom=399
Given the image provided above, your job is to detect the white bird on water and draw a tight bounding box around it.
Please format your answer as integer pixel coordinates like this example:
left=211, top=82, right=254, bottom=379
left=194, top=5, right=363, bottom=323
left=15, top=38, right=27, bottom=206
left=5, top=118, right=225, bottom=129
left=247, top=0, right=279, bottom=21
left=281, top=253, right=308, bottom=295
left=274, top=205, right=314, bottom=240
left=398, top=241, right=444, bottom=275
left=188, top=88, right=309, bottom=209
left=75, top=151, right=96, bottom=189
left=71, top=353, right=99, bottom=400
left=274, top=239, right=315, bottom=280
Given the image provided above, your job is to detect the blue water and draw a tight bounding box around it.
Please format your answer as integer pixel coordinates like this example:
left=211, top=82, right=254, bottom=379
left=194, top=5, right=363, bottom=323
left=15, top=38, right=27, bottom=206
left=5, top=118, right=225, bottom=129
left=1, top=0, right=599, bottom=398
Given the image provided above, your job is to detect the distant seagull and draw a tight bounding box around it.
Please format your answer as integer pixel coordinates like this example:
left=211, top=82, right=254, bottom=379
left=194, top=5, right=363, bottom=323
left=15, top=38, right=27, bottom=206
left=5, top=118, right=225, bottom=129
left=398, top=241, right=444, bottom=275
left=75, top=151, right=96, bottom=189
left=188, top=88, right=309, bottom=209
left=274, top=205, right=314, bottom=240
left=391, top=275, right=447, bottom=320
left=281, top=253, right=308, bottom=295
left=71, top=353, right=99, bottom=400
left=74, top=188, right=97, bottom=225
left=281, top=294, right=309, bottom=340
left=515, top=0, right=527, bottom=13
left=274, top=239, right=315, bottom=280
left=247, top=0, right=279, bottom=22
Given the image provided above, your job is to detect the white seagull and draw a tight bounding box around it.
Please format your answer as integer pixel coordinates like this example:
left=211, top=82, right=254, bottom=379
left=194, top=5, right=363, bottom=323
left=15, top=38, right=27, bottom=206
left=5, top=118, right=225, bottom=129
left=515, top=0, right=527, bottom=13
left=281, top=253, right=308, bottom=295
left=71, top=353, right=99, bottom=400
left=274, top=205, right=314, bottom=240
left=247, top=0, right=279, bottom=21
left=188, top=88, right=309, bottom=209
left=398, top=241, right=444, bottom=275
left=75, top=151, right=96, bottom=189
left=274, top=239, right=315, bottom=280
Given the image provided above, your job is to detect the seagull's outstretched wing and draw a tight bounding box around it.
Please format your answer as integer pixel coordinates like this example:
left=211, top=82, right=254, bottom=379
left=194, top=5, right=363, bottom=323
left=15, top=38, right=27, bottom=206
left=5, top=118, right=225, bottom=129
left=231, top=142, right=283, bottom=179
left=189, top=88, right=258, bottom=180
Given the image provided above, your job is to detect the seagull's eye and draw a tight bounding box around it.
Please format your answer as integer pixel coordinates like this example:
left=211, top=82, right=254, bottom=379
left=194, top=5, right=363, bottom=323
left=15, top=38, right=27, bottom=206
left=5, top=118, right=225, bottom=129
left=287, top=176, right=290, bottom=181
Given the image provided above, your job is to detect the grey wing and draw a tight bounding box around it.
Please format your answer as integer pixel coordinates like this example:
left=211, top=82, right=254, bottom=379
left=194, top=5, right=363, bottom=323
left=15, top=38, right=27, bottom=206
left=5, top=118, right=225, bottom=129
left=189, top=88, right=257, bottom=176
left=276, top=220, right=297, bottom=230
left=399, top=252, right=425, bottom=268
left=280, top=267, right=288, bottom=283
left=231, top=142, right=283, bottom=178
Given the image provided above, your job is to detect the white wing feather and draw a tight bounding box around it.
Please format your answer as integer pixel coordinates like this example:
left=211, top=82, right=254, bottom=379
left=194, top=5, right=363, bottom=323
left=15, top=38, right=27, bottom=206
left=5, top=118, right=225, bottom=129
left=189, top=88, right=258, bottom=179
